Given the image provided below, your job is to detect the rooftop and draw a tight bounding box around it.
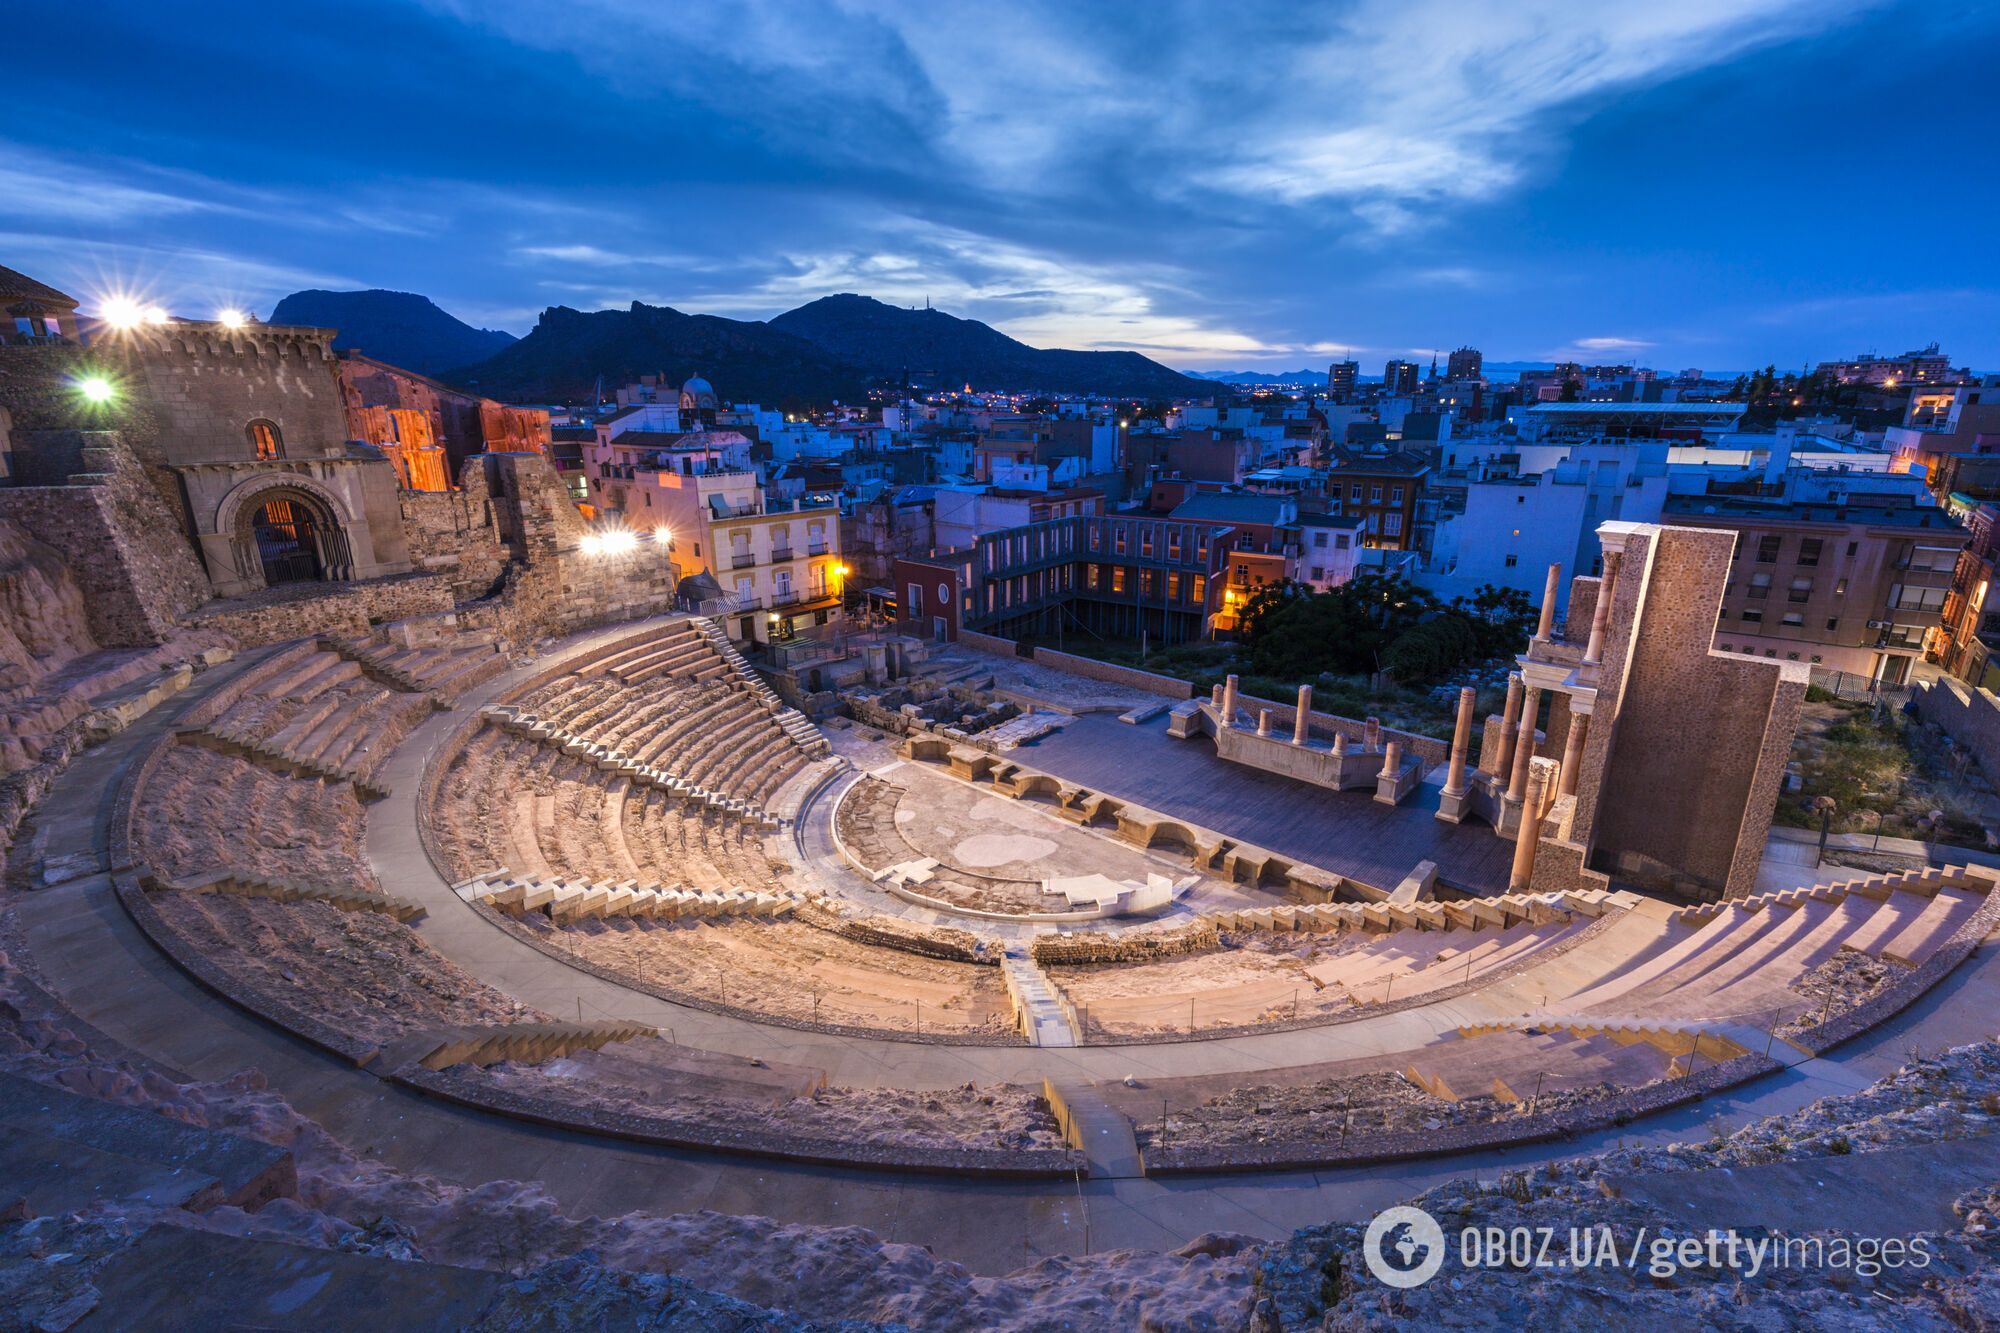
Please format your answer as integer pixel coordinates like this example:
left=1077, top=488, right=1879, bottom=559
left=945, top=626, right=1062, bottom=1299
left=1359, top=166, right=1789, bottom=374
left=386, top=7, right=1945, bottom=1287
left=1664, top=493, right=1966, bottom=531
left=1169, top=493, right=1292, bottom=525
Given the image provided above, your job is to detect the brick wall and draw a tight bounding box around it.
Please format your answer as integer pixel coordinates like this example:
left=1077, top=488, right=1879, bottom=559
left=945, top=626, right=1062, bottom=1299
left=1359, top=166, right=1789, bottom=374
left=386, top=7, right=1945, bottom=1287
left=1588, top=526, right=1806, bottom=896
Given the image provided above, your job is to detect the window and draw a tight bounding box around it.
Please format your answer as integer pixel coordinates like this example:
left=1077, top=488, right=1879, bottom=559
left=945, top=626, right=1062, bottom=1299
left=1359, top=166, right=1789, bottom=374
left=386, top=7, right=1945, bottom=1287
left=1798, top=538, right=1823, bottom=567
left=1191, top=574, right=1206, bottom=601
left=1309, top=566, right=1323, bottom=581
left=1906, top=545, right=1959, bottom=573
left=1111, top=568, right=1126, bottom=593
left=1781, top=612, right=1804, bottom=627
left=247, top=420, right=283, bottom=460
left=1788, top=577, right=1812, bottom=603
left=907, top=582, right=922, bottom=613
left=1893, top=585, right=1947, bottom=612
left=1504, top=553, right=1518, bottom=568
left=1383, top=513, right=1403, bottom=536
left=1351, top=484, right=1365, bottom=501
left=1748, top=572, right=1771, bottom=599
left=1335, top=534, right=1350, bottom=550
left=1755, top=534, right=1780, bottom=563
left=1168, top=572, right=1181, bottom=600
left=1313, top=532, right=1328, bottom=548
left=1369, top=485, right=1384, bottom=503
left=1835, top=577, right=1848, bottom=596
left=1826, top=617, right=1839, bottom=632
left=1741, top=608, right=1763, bottom=623
left=1390, top=486, right=1404, bottom=504
left=1113, top=530, right=1127, bottom=555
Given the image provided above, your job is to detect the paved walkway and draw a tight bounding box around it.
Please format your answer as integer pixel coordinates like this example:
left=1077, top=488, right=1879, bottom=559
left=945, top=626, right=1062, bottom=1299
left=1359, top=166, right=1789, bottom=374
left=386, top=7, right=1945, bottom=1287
left=12, top=622, right=2000, bottom=1272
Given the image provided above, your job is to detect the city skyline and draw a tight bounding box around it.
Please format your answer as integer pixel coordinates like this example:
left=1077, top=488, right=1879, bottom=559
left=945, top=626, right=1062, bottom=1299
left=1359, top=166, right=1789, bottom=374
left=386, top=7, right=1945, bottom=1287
left=6, top=0, right=1997, bottom=372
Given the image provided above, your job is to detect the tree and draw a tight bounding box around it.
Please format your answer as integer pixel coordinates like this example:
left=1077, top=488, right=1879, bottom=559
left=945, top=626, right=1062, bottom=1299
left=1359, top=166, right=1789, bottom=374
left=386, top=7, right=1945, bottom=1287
left=1450, top=583, right=1538, bottom=660
left=1382, top=612, right=1481, bottom=685
left=1238, top=578, right=1311, bottom=643
left=1248, top=573, right=1437, bottom=679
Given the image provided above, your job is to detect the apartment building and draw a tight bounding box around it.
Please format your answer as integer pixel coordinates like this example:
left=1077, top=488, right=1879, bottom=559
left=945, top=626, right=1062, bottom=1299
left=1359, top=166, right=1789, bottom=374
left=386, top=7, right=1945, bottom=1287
left=1665, top=490, right=1967, bottom=683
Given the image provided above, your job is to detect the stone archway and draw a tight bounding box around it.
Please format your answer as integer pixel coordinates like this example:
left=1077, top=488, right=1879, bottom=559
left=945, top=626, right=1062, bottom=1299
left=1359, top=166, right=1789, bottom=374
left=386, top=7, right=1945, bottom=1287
left=225, top=483, right=354, bottom=589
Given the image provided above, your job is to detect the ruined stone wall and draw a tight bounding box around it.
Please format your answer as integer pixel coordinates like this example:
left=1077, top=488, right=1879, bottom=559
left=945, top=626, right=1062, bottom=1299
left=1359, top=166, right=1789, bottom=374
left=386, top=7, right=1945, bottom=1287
left=0, top=432, right=210, bottom=646
left=1913, top=675, right=2000, bottom=778
left=190, top=574, right=457, bottom=646
left=399, top=487, right=506, bottom=600
left=451, top=453, right=678, bottom=645
left=1585, top=525, right=1805, bottom=897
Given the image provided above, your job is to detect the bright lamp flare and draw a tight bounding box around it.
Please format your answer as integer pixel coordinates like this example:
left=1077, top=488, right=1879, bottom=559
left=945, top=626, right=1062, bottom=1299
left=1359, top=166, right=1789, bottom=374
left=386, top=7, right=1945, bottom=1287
left=653, top=527, right=673, bottom=545
left=99, top=296, right=146, bottom=330
left=217, top=309, right=247, bottom=329
left=77, top=377, right=114, bottom=404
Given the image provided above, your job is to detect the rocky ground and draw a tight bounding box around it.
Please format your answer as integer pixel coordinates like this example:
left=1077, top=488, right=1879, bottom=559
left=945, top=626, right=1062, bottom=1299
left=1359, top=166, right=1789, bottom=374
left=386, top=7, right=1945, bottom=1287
left=1140, top=1071, right=1624, bottom=1152
left=479, top=1052, right=1065, bottom=1153
left=1251, top=1039, right=2000, bottom=1329
left=150, top=893, right=539, bottom=1040
left=135, top=744, right=379, bottom=890
left=1777, top=949, right=1912, bottom=1040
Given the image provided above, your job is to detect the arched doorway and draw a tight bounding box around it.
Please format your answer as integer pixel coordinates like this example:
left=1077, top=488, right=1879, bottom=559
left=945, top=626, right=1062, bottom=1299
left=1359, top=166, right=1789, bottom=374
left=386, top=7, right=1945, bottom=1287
left=234, top=488, right=353, bottom=589
left=252, top=497, right=322, bottom=585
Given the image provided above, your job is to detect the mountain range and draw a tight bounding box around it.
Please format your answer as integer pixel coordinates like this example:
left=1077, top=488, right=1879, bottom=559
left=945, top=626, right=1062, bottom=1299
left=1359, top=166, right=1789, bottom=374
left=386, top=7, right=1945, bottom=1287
left=266, top=289, right=515, bottom=375
left=271, top=287, right=1224, bottom=403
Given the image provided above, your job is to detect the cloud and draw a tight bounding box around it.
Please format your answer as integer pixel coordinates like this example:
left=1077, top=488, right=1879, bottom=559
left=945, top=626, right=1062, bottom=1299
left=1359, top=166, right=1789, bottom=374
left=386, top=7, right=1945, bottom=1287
left=1546, top=336, right=1656, bottom=359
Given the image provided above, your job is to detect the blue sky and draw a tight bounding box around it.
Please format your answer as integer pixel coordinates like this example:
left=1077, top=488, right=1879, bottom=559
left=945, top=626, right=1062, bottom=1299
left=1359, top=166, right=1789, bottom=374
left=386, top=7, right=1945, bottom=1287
left=5, top=0, right=1995, bottom=372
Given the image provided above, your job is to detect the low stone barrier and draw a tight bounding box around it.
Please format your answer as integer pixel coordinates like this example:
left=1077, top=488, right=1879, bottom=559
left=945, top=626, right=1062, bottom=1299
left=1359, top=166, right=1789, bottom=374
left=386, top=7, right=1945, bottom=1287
left=1028, top=647, right=1193, bottom=699
left=956, top=628, right=1019, bottom=657
left=1031, top=920, right=1218, bottom=965
left=1231, top=690, right=1449, bottom=767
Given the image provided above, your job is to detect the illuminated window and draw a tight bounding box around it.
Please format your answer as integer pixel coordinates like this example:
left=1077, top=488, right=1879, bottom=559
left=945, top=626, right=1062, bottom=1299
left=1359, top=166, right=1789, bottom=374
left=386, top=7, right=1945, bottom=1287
left=248, top=420, right=283, bottom=460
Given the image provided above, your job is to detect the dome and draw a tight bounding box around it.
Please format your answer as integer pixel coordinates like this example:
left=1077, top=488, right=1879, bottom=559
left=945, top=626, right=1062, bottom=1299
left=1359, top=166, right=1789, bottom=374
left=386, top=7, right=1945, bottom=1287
left=681, top=375, right=713, bottom=396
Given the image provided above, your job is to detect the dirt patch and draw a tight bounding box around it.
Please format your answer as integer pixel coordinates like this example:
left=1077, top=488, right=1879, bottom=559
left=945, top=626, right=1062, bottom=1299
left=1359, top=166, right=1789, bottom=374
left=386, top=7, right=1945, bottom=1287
left=543, top=916, right=1016, bottom=1036
left=1778, top=949, right=1912, bottom=1039
left=1052, top=938, right=1357, bottom=1037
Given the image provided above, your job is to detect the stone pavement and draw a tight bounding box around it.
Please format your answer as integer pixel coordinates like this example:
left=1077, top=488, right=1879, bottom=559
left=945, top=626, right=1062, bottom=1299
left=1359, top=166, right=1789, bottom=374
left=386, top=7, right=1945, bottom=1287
left=13, top=622, right=2000, bottom=1272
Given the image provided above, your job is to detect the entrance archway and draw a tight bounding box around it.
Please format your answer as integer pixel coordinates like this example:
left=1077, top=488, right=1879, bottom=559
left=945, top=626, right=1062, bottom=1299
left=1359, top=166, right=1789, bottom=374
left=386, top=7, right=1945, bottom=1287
left=230, top=486, right=353, bottom=589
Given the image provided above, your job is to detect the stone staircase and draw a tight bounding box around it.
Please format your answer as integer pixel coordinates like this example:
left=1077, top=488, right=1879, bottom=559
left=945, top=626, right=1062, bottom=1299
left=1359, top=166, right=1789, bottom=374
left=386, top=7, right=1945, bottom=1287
left=318, top=634, right=442, bottom=700
left=479, top=705, right=783, bottom=830
left=1002, top=946, right=1078, bottom=1047
left=691, top=616, right=831, bottom=758
left=174, top=723, right=392, bottom=802
left=141, top=868, right=426, bottom=922
left=455, top=869, right=794, bottom=924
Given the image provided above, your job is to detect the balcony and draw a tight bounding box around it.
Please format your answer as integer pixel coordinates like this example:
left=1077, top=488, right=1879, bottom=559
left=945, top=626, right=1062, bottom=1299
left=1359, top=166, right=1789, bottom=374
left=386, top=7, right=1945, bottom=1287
left=807, top=542, right=829, bottom=556
left=770, top=546, right=793, bottom=563
left=730, top=553, right=755, bottom=569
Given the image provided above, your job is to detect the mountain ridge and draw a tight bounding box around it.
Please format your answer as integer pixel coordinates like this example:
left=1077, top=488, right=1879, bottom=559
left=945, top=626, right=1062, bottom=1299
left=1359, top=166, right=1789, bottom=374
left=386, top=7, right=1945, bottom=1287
left=267, top=289, right=515, bottom=375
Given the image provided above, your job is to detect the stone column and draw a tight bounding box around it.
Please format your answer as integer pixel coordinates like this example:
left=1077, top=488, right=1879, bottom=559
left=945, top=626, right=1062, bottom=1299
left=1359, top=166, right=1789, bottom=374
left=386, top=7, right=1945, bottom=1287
left=1535, top=562, right=1562, bottom=641
left=1364, top=716, right=1383, bottom=751
left=1222, top=674, right=1239, bottom=727
left=1582, top=552, right=1622, bottom=667
left=1211, top=683, right=1223, bottom=707
left=1374, top=741, right=1405, bottom=805
left=1558, top=711, right=1590, bottom=799
left=1508, top=766, right=1547, bottom=892
left=1257, top=708, right=1272, bottom=737
left=1442, top=686, right=1476, bottom=798
left=1492, top=673, right=1524, bottom=778
left=1505, top=689, right=1539, bottom=803
left=1293, top=684, right=1312, bottom=745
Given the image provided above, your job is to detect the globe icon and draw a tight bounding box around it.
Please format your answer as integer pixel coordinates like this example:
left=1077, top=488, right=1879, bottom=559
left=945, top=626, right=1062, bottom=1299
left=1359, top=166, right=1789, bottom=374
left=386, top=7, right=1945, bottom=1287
left=1363, top=1206, right=1446, bottom=1288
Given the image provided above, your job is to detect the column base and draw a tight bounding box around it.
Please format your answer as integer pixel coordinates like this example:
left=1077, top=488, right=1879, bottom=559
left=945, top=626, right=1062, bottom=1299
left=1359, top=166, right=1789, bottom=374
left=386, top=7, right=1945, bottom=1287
left=1494, top=794, right=1526, bottom=839
left=1435, top=787, right=1474, bottom=823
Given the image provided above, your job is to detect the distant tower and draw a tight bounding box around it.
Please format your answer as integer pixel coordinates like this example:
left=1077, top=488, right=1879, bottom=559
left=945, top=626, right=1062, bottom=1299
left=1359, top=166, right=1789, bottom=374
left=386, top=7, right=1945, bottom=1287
left=1328, top=359, right=1358, bottom=403
left=1447, top=346, right=1483, bottom=381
